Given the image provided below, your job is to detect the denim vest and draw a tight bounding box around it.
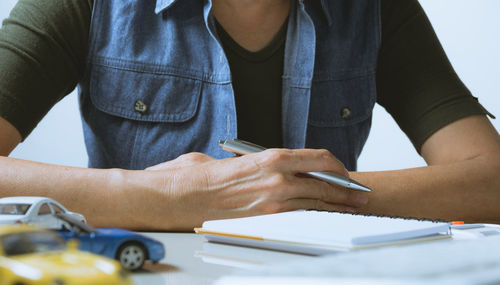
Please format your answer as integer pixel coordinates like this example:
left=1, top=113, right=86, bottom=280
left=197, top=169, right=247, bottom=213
left=78, top=0, right=380, bottom=171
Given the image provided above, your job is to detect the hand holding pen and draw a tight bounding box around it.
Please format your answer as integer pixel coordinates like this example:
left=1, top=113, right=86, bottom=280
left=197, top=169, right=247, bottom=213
left=219, top=139, right=372, bottom=192
left=143, top=140, right=370, bottom=229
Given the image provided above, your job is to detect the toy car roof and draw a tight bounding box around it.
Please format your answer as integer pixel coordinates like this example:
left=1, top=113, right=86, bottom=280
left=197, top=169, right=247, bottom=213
left=0, top=196, right=55, bottom=204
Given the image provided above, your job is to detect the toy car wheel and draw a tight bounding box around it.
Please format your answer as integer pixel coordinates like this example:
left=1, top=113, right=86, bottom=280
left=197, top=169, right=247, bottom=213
left=117, top=243, right=146, bottom=271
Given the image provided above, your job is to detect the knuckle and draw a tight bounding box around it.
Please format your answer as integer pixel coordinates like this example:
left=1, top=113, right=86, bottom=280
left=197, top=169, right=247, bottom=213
left=315, top=149, right=347, bottom=174
left=177, top=153, right=192, bottom=161
left=318, top=148, right=334, bottom=158
left=259, top=149, right=290, bottom=166
left=181, top=152, right=206, bottom=162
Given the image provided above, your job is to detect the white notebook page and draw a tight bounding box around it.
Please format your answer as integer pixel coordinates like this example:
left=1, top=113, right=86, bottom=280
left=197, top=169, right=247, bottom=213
left=202, top=210, right=450, bottom=247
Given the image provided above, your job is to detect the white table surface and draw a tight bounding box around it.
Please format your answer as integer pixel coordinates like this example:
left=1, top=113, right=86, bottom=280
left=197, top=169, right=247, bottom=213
left=132, top=226, right=500, bottom=285
left=131, top=232, right=318, bottom=285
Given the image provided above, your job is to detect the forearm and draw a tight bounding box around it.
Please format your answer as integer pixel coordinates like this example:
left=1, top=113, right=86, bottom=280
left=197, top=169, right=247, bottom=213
left=0, top=156, right=165, bottom=229
left=352, top=152, right=500, bottom=223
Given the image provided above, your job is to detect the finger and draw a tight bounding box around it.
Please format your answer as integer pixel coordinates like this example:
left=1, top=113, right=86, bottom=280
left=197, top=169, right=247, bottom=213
left=282, top=198, right=358, bottom=213
left=251, top=148, right=348, bottom=177
left=285, top=176, right=369, bottom=207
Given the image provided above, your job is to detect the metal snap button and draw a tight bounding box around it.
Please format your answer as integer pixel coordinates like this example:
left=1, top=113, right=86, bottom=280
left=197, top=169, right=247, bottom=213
left=134, top=100, right=147, bottom=114
left=340, top=107, right=352, bottom=119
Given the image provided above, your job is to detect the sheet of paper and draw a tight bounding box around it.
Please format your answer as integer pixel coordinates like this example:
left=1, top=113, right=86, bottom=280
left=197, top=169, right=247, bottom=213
left=215, top=235, right=500, bottom=285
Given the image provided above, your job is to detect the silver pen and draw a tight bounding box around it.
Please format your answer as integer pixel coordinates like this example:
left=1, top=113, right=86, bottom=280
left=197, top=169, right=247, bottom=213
left=219, top=139, right=372, bottom=192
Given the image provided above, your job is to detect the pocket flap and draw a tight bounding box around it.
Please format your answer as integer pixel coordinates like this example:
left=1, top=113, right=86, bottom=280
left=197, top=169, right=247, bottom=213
left=309, top=72, right=376, bottom=127
left=89, top=64, right=201, bottom=123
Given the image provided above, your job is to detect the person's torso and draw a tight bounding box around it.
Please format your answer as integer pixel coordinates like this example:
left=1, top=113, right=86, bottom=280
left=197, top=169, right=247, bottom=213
left=78, top=0, right=380, bottom=170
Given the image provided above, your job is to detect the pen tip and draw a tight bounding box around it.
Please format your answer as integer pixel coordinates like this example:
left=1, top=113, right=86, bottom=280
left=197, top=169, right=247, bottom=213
left=352, top=183, right=372, bottom=192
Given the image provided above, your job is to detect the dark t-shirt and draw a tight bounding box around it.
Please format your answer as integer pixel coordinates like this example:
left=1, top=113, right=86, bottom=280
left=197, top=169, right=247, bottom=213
left=215, top=18, right=287, bottom=148
left=0, top=0, right=492, bottom=152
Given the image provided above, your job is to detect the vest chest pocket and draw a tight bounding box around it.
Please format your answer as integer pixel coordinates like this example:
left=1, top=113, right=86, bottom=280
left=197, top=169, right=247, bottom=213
left=308, top=71, right=376, bottom=127
left=306, top=70, right=377, bottom=170
left=83, top=62, right=203, bottom=169
left=89, top=64, right=201, bottom=123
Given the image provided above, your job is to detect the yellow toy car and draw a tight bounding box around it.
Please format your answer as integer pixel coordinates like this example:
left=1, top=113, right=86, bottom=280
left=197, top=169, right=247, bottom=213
left=0, top=225, right=132, bottom=285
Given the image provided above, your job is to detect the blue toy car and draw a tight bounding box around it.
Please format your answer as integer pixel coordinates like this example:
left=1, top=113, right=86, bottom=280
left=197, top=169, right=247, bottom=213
left=55, top=213, right=165, bottom=270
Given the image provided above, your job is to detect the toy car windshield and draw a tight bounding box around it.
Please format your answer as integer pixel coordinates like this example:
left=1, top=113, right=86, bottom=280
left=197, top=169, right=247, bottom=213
left=1, top=231, right=65, bottom=256
left=0, top=203, right=31, bottom=215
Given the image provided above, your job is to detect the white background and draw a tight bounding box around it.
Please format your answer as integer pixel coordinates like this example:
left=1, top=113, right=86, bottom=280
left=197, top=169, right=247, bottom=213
left=1, top=0, right=499, bottom=171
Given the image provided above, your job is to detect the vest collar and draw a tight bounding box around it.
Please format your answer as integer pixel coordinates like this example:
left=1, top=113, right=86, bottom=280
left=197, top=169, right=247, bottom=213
left=155, top=0, right=178, bottom=14
left=156, top=0, right=332, bottom=26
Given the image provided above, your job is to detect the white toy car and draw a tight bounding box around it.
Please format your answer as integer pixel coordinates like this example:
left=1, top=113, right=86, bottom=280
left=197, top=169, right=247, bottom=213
left=0, top=196, right=86, bottom=229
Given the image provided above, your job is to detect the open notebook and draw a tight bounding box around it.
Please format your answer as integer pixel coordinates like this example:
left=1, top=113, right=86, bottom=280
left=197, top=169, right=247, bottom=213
left=195, top=210, right=451, bottom=255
